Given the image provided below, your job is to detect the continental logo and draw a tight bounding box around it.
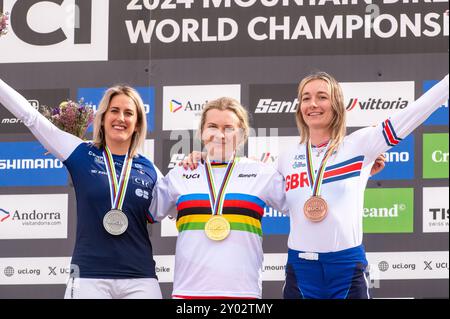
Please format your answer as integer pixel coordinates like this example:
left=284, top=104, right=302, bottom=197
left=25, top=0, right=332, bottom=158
left=254, top=99, right=298, bottom=113
left=346, top=98, right=408, bottom=111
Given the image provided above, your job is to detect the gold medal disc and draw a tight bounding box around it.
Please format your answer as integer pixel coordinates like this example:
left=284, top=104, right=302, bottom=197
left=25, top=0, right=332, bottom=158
left=205, top=215, right=231, bottom=241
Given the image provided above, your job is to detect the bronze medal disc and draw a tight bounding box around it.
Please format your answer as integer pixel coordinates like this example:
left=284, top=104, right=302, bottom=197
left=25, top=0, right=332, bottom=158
left=303, top=196, right=328, bottom=222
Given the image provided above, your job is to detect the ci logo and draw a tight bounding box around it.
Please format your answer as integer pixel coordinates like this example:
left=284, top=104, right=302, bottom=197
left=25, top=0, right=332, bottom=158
left=0, top=0, right=108, bottom=63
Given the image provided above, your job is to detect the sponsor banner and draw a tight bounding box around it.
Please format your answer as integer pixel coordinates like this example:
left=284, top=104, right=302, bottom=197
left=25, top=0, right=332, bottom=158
left=0, top=257, right=71, bottom=285
left=0, top=141, right=68, bottom=187
left=247, top=135, right=299, bottom=165
left=153, top=255, right=175, bottom=283
left=109, top=1, right=448, bottom=60
left=249, top=84, right=298, bottom=129
left=363, top=188, right=414, bottom=233
left=423, top=187, right=449, bottom=233
left=0, top=194, right=68, bottom=239
left=0, top=88, right=70, bottom=134
left=342, top=81, right=415, bottom=127
left=367, top=251, right=449, bottom=280
left=262, top=253, right=287, bottom=281
left=161, top=135, right=199, bottom=175
left=0, top=0, right=108, bottom=63
left=162, top=84, right=240, bottom=131
left=141, top=139, right=154, bottom=162
left=370, top=134, right=414, bottom=180
left=423, top=133, right=448, bottom=179
left=423, top=80, right=449, bottom=126
left=77, top=86, right=155, bottom=132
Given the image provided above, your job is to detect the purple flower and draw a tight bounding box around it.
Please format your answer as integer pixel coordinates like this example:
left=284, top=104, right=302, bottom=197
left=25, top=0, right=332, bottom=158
left=39, top=99, right=94, bottom=139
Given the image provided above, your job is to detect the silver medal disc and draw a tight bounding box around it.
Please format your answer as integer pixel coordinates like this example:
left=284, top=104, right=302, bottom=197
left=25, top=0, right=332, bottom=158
left=103, top=209, right=128, bottom=236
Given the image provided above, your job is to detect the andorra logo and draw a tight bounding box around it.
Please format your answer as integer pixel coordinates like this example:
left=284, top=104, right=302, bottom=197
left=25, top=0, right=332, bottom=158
left=0, top=208, right=11, bottom=222
left=170, top=99, right=183, bottom=113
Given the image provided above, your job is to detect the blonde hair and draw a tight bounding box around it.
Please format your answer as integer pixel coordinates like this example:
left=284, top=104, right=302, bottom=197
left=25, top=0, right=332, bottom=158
left=296, top=71, right=347, bottom=148
left=92, top=85, right=147, bottom=157
left=198, top=97, right=250, bottom=148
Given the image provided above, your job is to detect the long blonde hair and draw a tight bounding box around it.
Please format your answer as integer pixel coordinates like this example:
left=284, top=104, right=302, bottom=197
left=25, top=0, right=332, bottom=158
left=296, top=71, right=347, bottom=148
left=92, top=85, right=147, bottom=157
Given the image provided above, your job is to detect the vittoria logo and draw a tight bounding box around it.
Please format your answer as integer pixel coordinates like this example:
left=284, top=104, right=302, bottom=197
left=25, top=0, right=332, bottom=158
left=346, top=97, right=408, bottom=111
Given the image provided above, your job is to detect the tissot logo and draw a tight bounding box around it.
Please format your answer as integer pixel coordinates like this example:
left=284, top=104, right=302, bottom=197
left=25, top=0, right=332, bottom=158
left=423, top=187, right=449, bottom=233
left=0, top=0, right=108, bottom=63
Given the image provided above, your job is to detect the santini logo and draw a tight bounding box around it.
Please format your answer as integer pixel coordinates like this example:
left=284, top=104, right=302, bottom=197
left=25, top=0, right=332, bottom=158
left=254, top=99, right=298, bottom=113
left=363, top=204, right=406, bottom=218
left=346, top=98, right=408, bottom=111
left=238, top=173, right=257, bottom=178
left=0, top=159, right=63, bottom=170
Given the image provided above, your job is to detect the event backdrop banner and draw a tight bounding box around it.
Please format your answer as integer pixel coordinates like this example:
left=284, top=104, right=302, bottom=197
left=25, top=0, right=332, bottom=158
left=0, top=0, right=448, bottom=299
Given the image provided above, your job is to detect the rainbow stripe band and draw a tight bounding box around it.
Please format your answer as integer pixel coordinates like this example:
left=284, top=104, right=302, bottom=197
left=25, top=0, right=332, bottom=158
left=305, top=141, right=336, bottom=197
left=102, top=146, right=133, bottom=210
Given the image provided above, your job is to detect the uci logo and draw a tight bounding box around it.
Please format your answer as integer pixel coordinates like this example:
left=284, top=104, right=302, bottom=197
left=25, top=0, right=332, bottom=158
left=0, top=0, right=108, bottom=63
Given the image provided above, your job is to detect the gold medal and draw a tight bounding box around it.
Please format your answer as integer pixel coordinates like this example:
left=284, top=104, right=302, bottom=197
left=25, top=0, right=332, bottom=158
left=205, top=215, right=231, bottom=241
left=304, top=196, right=328, bottom=222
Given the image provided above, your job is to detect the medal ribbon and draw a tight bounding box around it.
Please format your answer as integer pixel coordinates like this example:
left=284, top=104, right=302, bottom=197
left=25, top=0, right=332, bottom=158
left=103, top=146, right=133, bottom=210
left=204, top=154, right=238, bottom=216
left=305, top=141, right=335, bottom=197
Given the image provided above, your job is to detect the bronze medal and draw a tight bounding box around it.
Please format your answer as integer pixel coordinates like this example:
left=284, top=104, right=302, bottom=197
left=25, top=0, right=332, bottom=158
left=304, top=196, right=328, bottom=222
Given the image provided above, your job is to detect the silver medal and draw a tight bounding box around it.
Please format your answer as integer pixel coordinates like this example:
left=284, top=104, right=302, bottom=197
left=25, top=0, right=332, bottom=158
left=103, top=209, right=128, bottom=236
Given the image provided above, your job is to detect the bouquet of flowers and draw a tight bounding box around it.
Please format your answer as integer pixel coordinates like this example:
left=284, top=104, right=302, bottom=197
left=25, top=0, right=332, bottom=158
left=0, top=11, right=8, bottom=36
left=39, top=99, right=94, bottom=139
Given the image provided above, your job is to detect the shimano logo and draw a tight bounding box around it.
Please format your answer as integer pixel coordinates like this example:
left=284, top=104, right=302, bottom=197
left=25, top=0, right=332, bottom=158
left=238, top=173, right=257, bottom=178
left=0, top=159, right=63, bottom=170
left=384, top=151, right=410, bottom=163
left=346, top=98, right=408, bottom=111
left=254, top=99, right=298, bottom=114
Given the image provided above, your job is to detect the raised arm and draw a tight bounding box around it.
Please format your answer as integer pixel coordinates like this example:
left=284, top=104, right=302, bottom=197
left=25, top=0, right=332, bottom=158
left=352, top=74, right=449, bottom=165
left=0, top=78, right=82, bottom=161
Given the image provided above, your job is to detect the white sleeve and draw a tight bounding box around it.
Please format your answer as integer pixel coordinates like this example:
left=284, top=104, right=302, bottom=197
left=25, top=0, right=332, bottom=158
left=149, top=167, right=180, bottom=222
left=260, top=164, right=289, bottom=215
left=350, top=74, right=449, bottom=165
left=0, top=78, right=82, bottom=161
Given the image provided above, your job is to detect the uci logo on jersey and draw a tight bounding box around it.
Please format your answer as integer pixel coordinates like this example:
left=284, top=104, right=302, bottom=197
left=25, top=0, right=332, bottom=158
left=0, top=0, right=108, bottom=63
left=182, top=173, right=200, bottom=180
